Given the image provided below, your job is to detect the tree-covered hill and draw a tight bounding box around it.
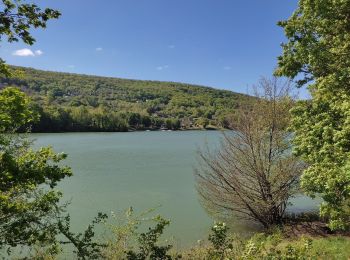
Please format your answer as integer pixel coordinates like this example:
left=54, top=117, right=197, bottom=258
left=0, top=66, right=252, bottom=132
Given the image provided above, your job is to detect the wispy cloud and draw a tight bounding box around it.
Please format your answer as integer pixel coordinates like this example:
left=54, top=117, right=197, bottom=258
left=223, top=66, right=232, bottom=70
left=67, top=65, right=75, bottom=69
left=168, top=45, right=175, bottom=49
left=34, top=50, right=43, bottom=56
left=13, top=48, right=43, bottom=57
left=96, top=47, right=103, bottom=51
left=156, top=65, right=169, bottom=71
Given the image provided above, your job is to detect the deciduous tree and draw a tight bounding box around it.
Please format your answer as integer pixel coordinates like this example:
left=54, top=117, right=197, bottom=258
left=195, top=78, right=303, bottom=228
left=276, top=0, right=350, bottom=230
left=0, top=87, right=72, bottom=253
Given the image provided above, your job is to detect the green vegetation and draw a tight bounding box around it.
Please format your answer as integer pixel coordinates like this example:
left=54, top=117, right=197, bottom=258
left=17, top=210, right=350, bottom=259
left=1, top=0, right=350, bottom=258
left=0, top=87, right=72, bottom=253
left=94, top=211, right=350, bottom=260
left=0, top=66, right=252, bottom=132
left=276, top=0, right=350, bottom=230
left=181, top=224, right=350, bottom=260
left=0, top=86, right=36, bottom=131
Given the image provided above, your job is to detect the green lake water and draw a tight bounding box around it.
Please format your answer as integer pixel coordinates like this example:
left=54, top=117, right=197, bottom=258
left=31, top=131, right=319, bottom=248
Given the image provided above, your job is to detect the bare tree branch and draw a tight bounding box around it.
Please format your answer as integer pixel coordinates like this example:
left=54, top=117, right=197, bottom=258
left=195, top=77, right=305, bottom=228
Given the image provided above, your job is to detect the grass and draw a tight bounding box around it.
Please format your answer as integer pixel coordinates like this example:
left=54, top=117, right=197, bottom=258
left=252, top=234, right=350, bottom=260
left=177, top=231, right=350, bottom=259
left=304, top=236, right=350, bottom=260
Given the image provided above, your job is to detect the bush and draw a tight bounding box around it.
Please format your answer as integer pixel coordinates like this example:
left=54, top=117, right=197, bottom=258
left=102, top=208, right=176, bottom=260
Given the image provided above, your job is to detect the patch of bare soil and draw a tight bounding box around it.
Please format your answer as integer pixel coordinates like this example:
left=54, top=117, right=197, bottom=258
left=283, top=221, right=350, bottom=238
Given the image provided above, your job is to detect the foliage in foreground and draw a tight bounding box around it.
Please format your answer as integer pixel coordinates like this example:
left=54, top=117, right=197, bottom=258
left=0, top=87, right=72, bottom=251
left=182, top=224, right=350, bottom=260
left=26, top=213, right=350, bottom=260
left=276, top=0, right=350, bottom=230
left=100, top=208, right=174, bottom=260
left=0, top=87, right=106, bottom=259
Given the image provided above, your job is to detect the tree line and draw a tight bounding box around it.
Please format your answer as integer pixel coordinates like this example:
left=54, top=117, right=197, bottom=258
left=29, top=104, right=183, bottom=132
left=0, top=66, right=252, bottom=132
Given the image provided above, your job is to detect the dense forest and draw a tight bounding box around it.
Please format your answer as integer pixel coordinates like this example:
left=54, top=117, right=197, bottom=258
left=0, top=66, right=252, bottom=132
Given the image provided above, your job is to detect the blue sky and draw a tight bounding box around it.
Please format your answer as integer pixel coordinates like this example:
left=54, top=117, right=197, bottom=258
left=0, top=0, right=301, bottom=95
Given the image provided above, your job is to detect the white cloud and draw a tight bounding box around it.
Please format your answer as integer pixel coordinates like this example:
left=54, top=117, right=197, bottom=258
left=223, top=66, right=232, bottom=70
left=34, top=50, right=43, bottom=56
left=96, top=47, right=103, bottom=51
left=156, top=65, right=169, bottom=70
left=13, top=48, right=35, bottom=57
left=12, top=48, right=44, bottom=57
left=168, top=45, right=175, bottom=49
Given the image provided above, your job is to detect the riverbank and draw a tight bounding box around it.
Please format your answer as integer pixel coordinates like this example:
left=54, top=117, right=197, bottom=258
left=29, top=125, right=224, bottom=133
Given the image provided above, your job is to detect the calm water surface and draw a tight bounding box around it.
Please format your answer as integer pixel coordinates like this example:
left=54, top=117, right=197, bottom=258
left=31, top=131, right=318, bottom=247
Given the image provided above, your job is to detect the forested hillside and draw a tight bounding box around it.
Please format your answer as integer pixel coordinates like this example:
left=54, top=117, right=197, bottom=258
left=0, top=66, right=251, bottom=132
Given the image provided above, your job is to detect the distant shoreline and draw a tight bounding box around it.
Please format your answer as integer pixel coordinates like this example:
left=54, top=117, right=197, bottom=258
left=29, top=127, right=223, bottom=134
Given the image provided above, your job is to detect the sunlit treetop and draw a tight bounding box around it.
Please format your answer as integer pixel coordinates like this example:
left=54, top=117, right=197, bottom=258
left=275, top=0, right=350, bottom=87
left=276, top=0, right=350, bottom=230
left=0, top=86, right=36, bottom=131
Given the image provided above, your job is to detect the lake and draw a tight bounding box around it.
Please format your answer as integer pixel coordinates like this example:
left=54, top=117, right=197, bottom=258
left=31, top=131, right=318, bottom=248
